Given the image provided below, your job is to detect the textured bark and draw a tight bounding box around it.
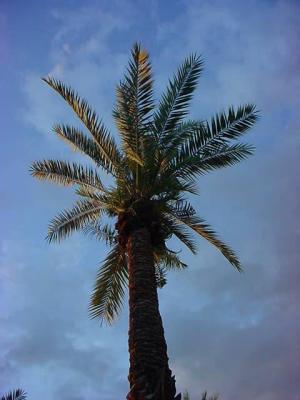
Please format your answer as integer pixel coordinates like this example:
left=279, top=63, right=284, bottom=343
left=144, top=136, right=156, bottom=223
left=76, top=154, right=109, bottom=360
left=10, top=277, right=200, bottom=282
left=126, top=227, right=181, bottom=400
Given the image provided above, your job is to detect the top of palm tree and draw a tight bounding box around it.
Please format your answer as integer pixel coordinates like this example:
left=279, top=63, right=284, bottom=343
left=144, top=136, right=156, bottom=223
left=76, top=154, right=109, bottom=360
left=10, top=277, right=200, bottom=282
left=30, top=43, right=259, bottom=324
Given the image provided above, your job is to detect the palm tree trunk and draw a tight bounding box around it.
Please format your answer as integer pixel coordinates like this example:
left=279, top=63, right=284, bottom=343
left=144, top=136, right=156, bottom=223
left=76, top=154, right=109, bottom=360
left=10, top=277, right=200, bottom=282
left=126, top=227, right=181, bottom=400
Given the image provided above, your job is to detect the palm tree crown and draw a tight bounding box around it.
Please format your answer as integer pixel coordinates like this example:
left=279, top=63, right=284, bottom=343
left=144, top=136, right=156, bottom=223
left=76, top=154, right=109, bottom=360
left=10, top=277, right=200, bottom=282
left=30, top=43, right=258, bottom=324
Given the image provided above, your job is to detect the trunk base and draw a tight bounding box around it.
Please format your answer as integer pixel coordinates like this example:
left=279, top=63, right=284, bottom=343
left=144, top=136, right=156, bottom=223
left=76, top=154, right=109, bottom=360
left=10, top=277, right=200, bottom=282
left=126, top=368, right=181, bottom=400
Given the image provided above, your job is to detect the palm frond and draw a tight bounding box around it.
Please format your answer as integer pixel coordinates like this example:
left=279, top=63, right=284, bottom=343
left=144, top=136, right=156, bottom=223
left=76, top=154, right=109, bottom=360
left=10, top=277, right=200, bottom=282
left=144, top=121, right=203, bottom=192
left=157, top=250, right=187, bottom=270
left=161, top=214, right=198, bottom=254
left=43, top=77, right=121, bottom=175
left=154, top=263, right=167, bottom=288
left=30, top=160, right=104, bottom=191
left=152, top=54, right=203, bottom=141
left=83, top=222, right=117, bottom=246
left=47, top=200, right=103, bottom=242
left=161, top=120, right=205, bottom=160
left=113, top=43, right=154, bottom=159
left=178, top=105, right=259, bottom=161
left=168, top=207, right=241, bottom=270
left=207, top=104, right=259, bottom=142
left=173, top=143, right=254, bottom=179
left=89, top=245, right=128, bottom=324
left=76, top=186, right=124, bottom=214
left=1, top=389, right=26, bottom=400
left=53, top=124, right=112, bottom=170
left=153, top=248, right=188, bottom=288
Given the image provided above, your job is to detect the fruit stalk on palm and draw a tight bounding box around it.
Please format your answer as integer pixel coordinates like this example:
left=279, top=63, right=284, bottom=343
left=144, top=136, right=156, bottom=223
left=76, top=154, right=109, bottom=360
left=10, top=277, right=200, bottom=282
left=30, top=43, right=258, bottom=400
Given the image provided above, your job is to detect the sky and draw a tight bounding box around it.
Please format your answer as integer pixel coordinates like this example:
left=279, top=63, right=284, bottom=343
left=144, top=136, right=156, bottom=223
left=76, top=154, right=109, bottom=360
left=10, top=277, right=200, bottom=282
left=1, top=0, right=300, bottom=399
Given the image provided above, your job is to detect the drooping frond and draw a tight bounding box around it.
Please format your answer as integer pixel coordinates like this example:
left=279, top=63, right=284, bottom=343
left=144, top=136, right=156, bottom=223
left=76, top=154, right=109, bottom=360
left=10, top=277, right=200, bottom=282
left=76, top=186, right=125, bottom=214
left=168, top=202, right=241, bottom=270
left=154, top=264, right=167, bottom=288
left=83, top=222, right=117, bottom=246
left=30, top=160, right=104, bottom=191
left=43, top=77, right=121, bottom=175
left=161, top=214, right=198, bottom=254
left=152, top=54, right=204, bottom=141
left=153, top=249, right=187, bottom=288
left=53, top=124, right=111, bottom=169
left=113, top=43, right=154, bottom=167
left=170, top=199, right=196, bottom=218
left=156, top=250, right=187, bottom=270
left=47, top=200, right=104, bottom=242
left=89, top=245, right=128, bottom=324
left=1, top=389, right=26, bottom=400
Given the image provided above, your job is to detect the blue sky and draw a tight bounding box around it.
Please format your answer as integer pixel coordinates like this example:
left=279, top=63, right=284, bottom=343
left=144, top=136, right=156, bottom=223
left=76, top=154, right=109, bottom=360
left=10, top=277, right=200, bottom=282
left=1, top=0, right=300, bottom=399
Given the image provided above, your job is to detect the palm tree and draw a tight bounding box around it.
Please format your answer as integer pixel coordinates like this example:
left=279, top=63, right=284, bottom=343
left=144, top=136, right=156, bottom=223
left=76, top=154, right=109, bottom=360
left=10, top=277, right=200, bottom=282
left=1, top=390, right=26, bottom=400
left=30, top=43, right=258, bottom=400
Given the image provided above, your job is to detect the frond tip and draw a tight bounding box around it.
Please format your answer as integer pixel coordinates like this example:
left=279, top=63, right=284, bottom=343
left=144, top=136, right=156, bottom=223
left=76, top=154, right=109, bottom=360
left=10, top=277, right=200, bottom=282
left=30, top=160, right=104, bottom=191
left=42, top=77, right=121, bottom=175
left=153, top=54, right=204, bottom=140
left=168, top=202, right=242, bottom=271
left=47, top=200, right=103, bottom=243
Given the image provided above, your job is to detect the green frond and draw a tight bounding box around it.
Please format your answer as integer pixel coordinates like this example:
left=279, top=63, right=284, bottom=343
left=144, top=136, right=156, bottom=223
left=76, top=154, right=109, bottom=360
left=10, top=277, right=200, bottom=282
left=83, top=222, right=117, bottom=246
left=89, top=245, right=128, bottom=324
left=161, top=120, right=205, bottom=160
left=207, top=104, right=259, bottom=142
left=76, top=186, right=124, bottom=214
left=178, top=105, right=259, bottom=162
left=1, top=389, right=26, bottom=400
left=171, top=199, right=196, bottom=218
left=153, top=248, right=187, bottom=288
left=30, top=160, right=104, bottom=191
left=47, top=200, right=103, bottom=242
left=152, top=54, right=204, bottom=140
left=156, top=250, right=187, bottom=270
left=148, top=173, right=198, bottom=200
left=43, top=77, right=121, bottom=175
left=173, top=143, right=254, bottom=179
left=168, top=210, right=241, bottom=271
left=53, top=124, right=111, bottom=170
left=161, top=214, right=198, bottom=254
left=143, top=121, right=202, bottom=192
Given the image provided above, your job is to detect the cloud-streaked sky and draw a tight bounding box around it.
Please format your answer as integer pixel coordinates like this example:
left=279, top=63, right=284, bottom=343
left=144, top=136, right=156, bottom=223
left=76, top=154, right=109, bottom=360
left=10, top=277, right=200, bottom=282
left=1, top=0, right=300, bottom=399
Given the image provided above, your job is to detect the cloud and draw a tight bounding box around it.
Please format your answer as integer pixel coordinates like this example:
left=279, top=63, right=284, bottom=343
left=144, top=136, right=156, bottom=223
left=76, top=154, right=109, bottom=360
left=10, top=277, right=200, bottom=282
left=0, top=237, right=129, bottom=399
